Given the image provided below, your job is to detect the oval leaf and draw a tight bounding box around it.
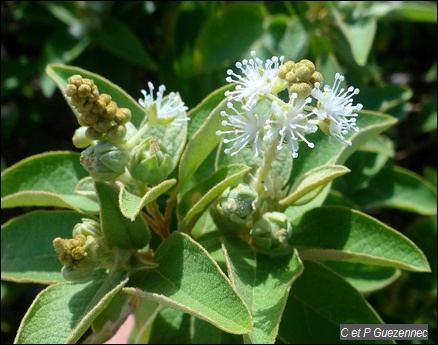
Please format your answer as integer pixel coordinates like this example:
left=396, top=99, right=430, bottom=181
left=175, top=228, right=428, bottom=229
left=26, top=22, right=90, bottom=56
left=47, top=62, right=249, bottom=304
left=95, top=181, right=150, bottom=249
left=222, top=237, right=303, bottom=344
left=175, top=90, right=230, bottom=197
left=1, top=151, right=98, bottom=213
left=350, top=165, right=437, bottom=216
left=119, top=179, right=177, bottom=220
left=124, top=231, right=253, bottom=335
left=15, top=270, right=128, bottom=344
left=280, top=165, right=350, bottom=207
left=292, top=206, right=431, bottom=272
left=279, top=261, right=391, bottom=344
left=178, top=164, right=251, bottom=233
left=323, top=261, right=401, bottom=293
left=1, top=210, right=85, bottom=284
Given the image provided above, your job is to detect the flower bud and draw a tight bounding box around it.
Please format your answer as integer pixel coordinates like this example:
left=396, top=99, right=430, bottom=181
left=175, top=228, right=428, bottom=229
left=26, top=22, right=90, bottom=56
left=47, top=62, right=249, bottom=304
left=106, top=124, right=127, bottom=143
left=217, top=183, right=257, bottom=223
left=128, top=137, right=172, bottom=185
left=72, top=126, right=95, bottom=148
left=80, top=141, right=128, bottom=181
left=250, top=212, right=292, bottom=250
left=53, top=233, right=110, bottom=282
left=72, top=218, right=102, bottom=238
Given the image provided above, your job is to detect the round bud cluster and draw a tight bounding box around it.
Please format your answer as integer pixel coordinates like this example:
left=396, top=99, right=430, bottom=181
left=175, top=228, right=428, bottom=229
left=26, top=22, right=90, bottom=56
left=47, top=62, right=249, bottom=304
left=278, top=59, right=323, bottom=98
left=65, top=75, right=131, bottom=143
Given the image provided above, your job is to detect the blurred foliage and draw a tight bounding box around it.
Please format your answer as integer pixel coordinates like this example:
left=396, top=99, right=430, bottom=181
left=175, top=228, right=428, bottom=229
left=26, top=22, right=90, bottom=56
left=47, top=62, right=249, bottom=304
left=1, top=1, right=436, bottom=344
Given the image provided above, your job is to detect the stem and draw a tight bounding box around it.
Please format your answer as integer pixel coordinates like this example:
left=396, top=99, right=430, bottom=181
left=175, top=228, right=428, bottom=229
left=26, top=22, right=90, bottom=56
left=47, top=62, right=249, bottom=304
left=125, top=122, right=151, bottom=150
left=253, top=141, right=278, bottom=206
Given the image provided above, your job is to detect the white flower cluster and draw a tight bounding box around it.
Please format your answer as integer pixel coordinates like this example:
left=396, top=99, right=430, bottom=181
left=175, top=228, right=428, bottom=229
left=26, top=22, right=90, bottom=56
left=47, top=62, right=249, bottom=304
left=217, top=51, right=363, bottom=158
left=139, top=82, right=189, bottom=126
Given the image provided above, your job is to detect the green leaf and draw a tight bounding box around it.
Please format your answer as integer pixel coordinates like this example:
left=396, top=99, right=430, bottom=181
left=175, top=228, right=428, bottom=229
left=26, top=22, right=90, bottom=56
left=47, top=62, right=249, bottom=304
left=119, top=179, right=176, bottom=220
left=96, top=19, right=157, bottom=71
left=125, top=231, right=252, bottom=335
left=194, top=2, right=265, bottom=72
left=288, top=110, right=397, bottom=188
left=381, top=1, right=438, bottom=22
left=222, top=237, right=303, bottom=344
left=355, top=85, right=413, bottom=114
left=148, top=307, right=191, bottom=344
left=333, top=136, right=394, bottom=194
left=280, top=165, right=350, bottom=208
left=350, top=165, right=437, bottom=215
left=86, top=293, right=134, bottom=344
left=414, top=96, right=437, bottom=132
left=291, top=206, right=431, bottom=272
left=1, top=210, right=85, bottom=284
left=1, top=151, right=99, bottom=213
left=39, top=29, right=91, bottom=97
left=95, top=181, right=150, bottom=249
left=322, top=262, right=401, bottom=293
left=405, top=217, right=437, bottom=293
left=177, top=164, right=251, bottom=233
left=279, top=261, right=392, bottom=344
left=187, top=84, right=234, bottom=139
left=14, top=269, right=128, bottom=344
left=148, top=308, right=224, bottom=344
left=331, top=7, right=377, bottom=66
left=175, top=90, right=229, bottom=197
left=46, top=64, right=146, bottom=127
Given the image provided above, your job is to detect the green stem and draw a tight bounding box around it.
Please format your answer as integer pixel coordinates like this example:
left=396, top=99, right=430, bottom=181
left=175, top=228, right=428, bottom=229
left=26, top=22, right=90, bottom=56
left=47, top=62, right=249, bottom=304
left=253, top=141, right=278, bottom=207
left=125, top=122, right=151, bottom=150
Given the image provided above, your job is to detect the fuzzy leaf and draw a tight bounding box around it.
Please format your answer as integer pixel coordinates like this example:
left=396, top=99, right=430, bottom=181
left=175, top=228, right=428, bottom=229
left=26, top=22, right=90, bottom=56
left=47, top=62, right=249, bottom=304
left=280, top=165, right=350, bottom=207
left=95, top=181, right=150, bottom=249
left=125, top=232, right=252, bottom=335
left=119, top=179, right=176, bottom=220
left=14, top=269, right=129, bottom=344
left=291, top=206, right=430, bottom=272
left=350, top=165, right=437, bottom=215
left=222, top=237, right=303, bottom=344
left=1, top=211, right=85, bottom=284
left=177, top=164, right=251, bottom=233
left=278, top=261, right=392, bottom=344
left=1, top=151, right=98, bottom=213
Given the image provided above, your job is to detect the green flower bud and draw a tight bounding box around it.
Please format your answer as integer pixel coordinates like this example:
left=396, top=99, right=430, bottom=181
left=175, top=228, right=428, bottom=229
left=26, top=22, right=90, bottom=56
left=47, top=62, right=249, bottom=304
left=65, top=84, right=77, bottom=97
left=68, top=74, right=83, bottom=87
left=85, top=127, right=104, bottom=141
left=72, top=126, right=95, bottom=148
left=217, top=183, right=257, bottom=223
left=72, top=218, right=102, bottom=238
left=77, top=83, right=92, bottom=98
left=250, top=212, right=292, bottom=250
left=78, top=112, right=99, bottom=126
left=295, top=59, right=315, bottom=81
left=53, top=233, right=110, bottom=282
left=106, top=124, right=127, bottom=143
left=128, top=137, right=172, bottom=185
left=288, top=82, right=313, bottom=99
left=101, top=100, right=118, bottom=119
left=93, top=118, right=112, bottom=133
left=80, top=141, right=128, bottom=181
left=91, top=97, right=108, bottom=114
left=114, top=108, right=131, bottom=124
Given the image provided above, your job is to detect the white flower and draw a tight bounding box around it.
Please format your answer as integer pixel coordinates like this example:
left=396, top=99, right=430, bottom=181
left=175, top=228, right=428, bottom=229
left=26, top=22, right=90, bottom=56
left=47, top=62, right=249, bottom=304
left=139, top=82, right=189, bottom=126
left=225, top=51, right=284, bottom=111
left=311, top=73, right=363, bottom=145
left=265, top=94, right=317, bottom=158
left=216, top=102, right=268, bottom=157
